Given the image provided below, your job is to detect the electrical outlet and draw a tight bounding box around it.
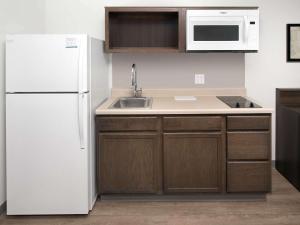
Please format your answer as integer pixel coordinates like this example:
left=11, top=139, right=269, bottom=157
left=195, top=74, right=205, bottom=84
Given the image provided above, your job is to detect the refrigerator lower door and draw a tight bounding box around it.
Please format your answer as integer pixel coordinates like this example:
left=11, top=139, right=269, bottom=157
left=6, top=93, right=89, bottom=215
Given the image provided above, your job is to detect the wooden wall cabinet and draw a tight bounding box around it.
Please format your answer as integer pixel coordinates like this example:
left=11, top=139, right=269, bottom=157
left=105, top=7, right=186, bottom=53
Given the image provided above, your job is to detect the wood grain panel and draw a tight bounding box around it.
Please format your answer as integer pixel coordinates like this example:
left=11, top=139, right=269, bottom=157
left=96, top=116, right=159, bottom=131
left=99, top=133, right=160, bottom=194
left=178, top=8, right=186, bottom=52
left=227, top=116, right=271, bottom=131
left=276, top=89, right=300, bottom=106
left=227, top=161, right=271, bottom=193
left=163, top=116, right=222, bottom=131
left=105, top=8, right=180, bottom=52
left=276, top=89, right=300, bottom=191
left=227, top=132, right=270, bottom=160
left=163, top=133, right=224, bottom=193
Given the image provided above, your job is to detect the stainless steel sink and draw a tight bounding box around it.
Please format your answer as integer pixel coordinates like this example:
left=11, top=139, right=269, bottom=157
left=109, top=97, right=153, bottom=109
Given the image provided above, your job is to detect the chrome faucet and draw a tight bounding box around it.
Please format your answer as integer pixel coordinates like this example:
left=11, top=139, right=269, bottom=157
left=131, top=64, right=142, bottom=97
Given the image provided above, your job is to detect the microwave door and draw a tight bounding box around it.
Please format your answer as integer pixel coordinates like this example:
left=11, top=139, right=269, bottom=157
left=187, top=17, right=245, bottom=51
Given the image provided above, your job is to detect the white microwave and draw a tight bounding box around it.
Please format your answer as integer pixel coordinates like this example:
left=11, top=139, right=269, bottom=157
left=186, top=9, right=259, bottom=51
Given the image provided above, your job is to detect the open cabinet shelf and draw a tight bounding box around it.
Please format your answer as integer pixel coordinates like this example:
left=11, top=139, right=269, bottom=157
left=105, top=8, right=185, bottom=53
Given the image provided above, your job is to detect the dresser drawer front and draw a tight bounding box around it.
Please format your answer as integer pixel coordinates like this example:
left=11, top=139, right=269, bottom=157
left=227, top=132, right=270, bottom=160
left=227, top=161, right=271, bottom=193
left=163, top=116, right=223, bottom=131
left=97, top=117, right=160, bottom=131
left=227, top=116, right=270, bottom=131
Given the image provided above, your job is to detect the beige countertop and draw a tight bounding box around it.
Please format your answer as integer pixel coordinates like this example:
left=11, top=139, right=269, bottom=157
left=96, top=96, right=274, bottom=115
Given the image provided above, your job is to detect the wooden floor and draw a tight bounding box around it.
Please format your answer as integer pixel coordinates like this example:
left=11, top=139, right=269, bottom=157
left=1, top=169, right=300, bottom=225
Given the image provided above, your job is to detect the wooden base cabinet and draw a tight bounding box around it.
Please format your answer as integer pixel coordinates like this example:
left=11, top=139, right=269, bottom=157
left=226, top=115, right=272, bottom=193
left=96, top=114, right=271, bottom=196
left=164, top=133, right=224, bottom=193
left=99, top=133, right=160, bottom=194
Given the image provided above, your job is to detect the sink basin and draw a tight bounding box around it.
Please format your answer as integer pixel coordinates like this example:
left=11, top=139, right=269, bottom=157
left=109, top=97, right=153, bottom=109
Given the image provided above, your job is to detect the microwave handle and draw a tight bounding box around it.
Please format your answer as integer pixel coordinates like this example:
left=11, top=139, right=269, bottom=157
left=244, top=16, right=249, bottom=43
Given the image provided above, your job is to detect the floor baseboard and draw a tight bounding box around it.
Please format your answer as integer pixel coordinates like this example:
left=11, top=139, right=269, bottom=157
left=100, top=194, right=266, bottom=202
left=0, top=201, right=6, bottom=216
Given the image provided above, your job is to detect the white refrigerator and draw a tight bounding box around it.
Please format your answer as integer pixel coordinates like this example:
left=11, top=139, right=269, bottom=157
left=5, top=34, right=111, bottom=215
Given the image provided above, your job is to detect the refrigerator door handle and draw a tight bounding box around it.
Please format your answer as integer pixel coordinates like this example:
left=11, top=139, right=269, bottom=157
left=78, top=93, right=86, bottom=150
left=77, top=39, right=83, bottom=93
left=77, top=38, right=86, bottom=150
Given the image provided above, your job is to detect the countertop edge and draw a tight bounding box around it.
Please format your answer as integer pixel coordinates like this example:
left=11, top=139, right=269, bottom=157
left=95, top=96, right=274, bottom=115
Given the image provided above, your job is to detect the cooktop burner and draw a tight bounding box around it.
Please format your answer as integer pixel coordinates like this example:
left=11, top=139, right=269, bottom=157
left=217, top=96, right=262, bottom=108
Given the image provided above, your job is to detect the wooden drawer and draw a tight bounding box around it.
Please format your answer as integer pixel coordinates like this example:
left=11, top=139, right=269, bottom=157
left=227, top=116, right=270, bottom=131
left=227, top=161, right=271, bottom=193
left=163, top=116, right=223, bottom=131
left=96, top=116, right=160, bottom=131
left=227, top=132, right=270, bottom=160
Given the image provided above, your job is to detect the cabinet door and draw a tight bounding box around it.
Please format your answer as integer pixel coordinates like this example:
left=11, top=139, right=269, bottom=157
left=99, top=133, right=160, bottom=194
left=164, top=133, right=224, bottom=193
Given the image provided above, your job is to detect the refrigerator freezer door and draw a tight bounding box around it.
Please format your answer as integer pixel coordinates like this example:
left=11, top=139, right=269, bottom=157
left=6, top=35, right=88, bottom=93
left=6, top=93, right=89, bottom=215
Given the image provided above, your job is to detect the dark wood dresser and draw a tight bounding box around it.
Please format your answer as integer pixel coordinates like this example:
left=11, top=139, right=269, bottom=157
left=276, top=89, right=300, bottom=191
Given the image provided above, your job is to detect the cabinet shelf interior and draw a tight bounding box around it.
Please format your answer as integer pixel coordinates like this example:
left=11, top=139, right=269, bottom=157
left=108, top=11, right=179, bottom=49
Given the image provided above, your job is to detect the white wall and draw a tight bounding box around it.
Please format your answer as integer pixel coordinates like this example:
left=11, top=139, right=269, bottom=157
left=44, top=0, right=104, bottom=40
left=0, top=0, right=45, bottom=207
left=113, top=53, right=245, bottom=88
left=245, top=0, right=300, bottom=159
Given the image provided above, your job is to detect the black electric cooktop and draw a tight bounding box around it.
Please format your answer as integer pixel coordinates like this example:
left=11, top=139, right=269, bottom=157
left=217, top=96, right=262, bottom=108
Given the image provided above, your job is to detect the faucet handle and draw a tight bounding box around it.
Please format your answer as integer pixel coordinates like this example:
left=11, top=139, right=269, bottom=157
left=136, top=88, right=142, bottom=97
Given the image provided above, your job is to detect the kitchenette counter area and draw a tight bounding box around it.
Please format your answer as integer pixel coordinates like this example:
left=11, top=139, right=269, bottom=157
left=95, top=89, right=273, bottom=197
left=96, top=89, right=273, bottom=115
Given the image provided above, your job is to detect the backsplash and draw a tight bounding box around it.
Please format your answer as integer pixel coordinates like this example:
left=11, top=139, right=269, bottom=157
left=112, top=53, right=245, bottom=89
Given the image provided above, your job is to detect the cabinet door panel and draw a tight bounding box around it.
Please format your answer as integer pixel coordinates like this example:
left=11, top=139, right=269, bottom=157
left=164, top=133, right=224, bottom=193
left=99, top=133, right=160, bottom=194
